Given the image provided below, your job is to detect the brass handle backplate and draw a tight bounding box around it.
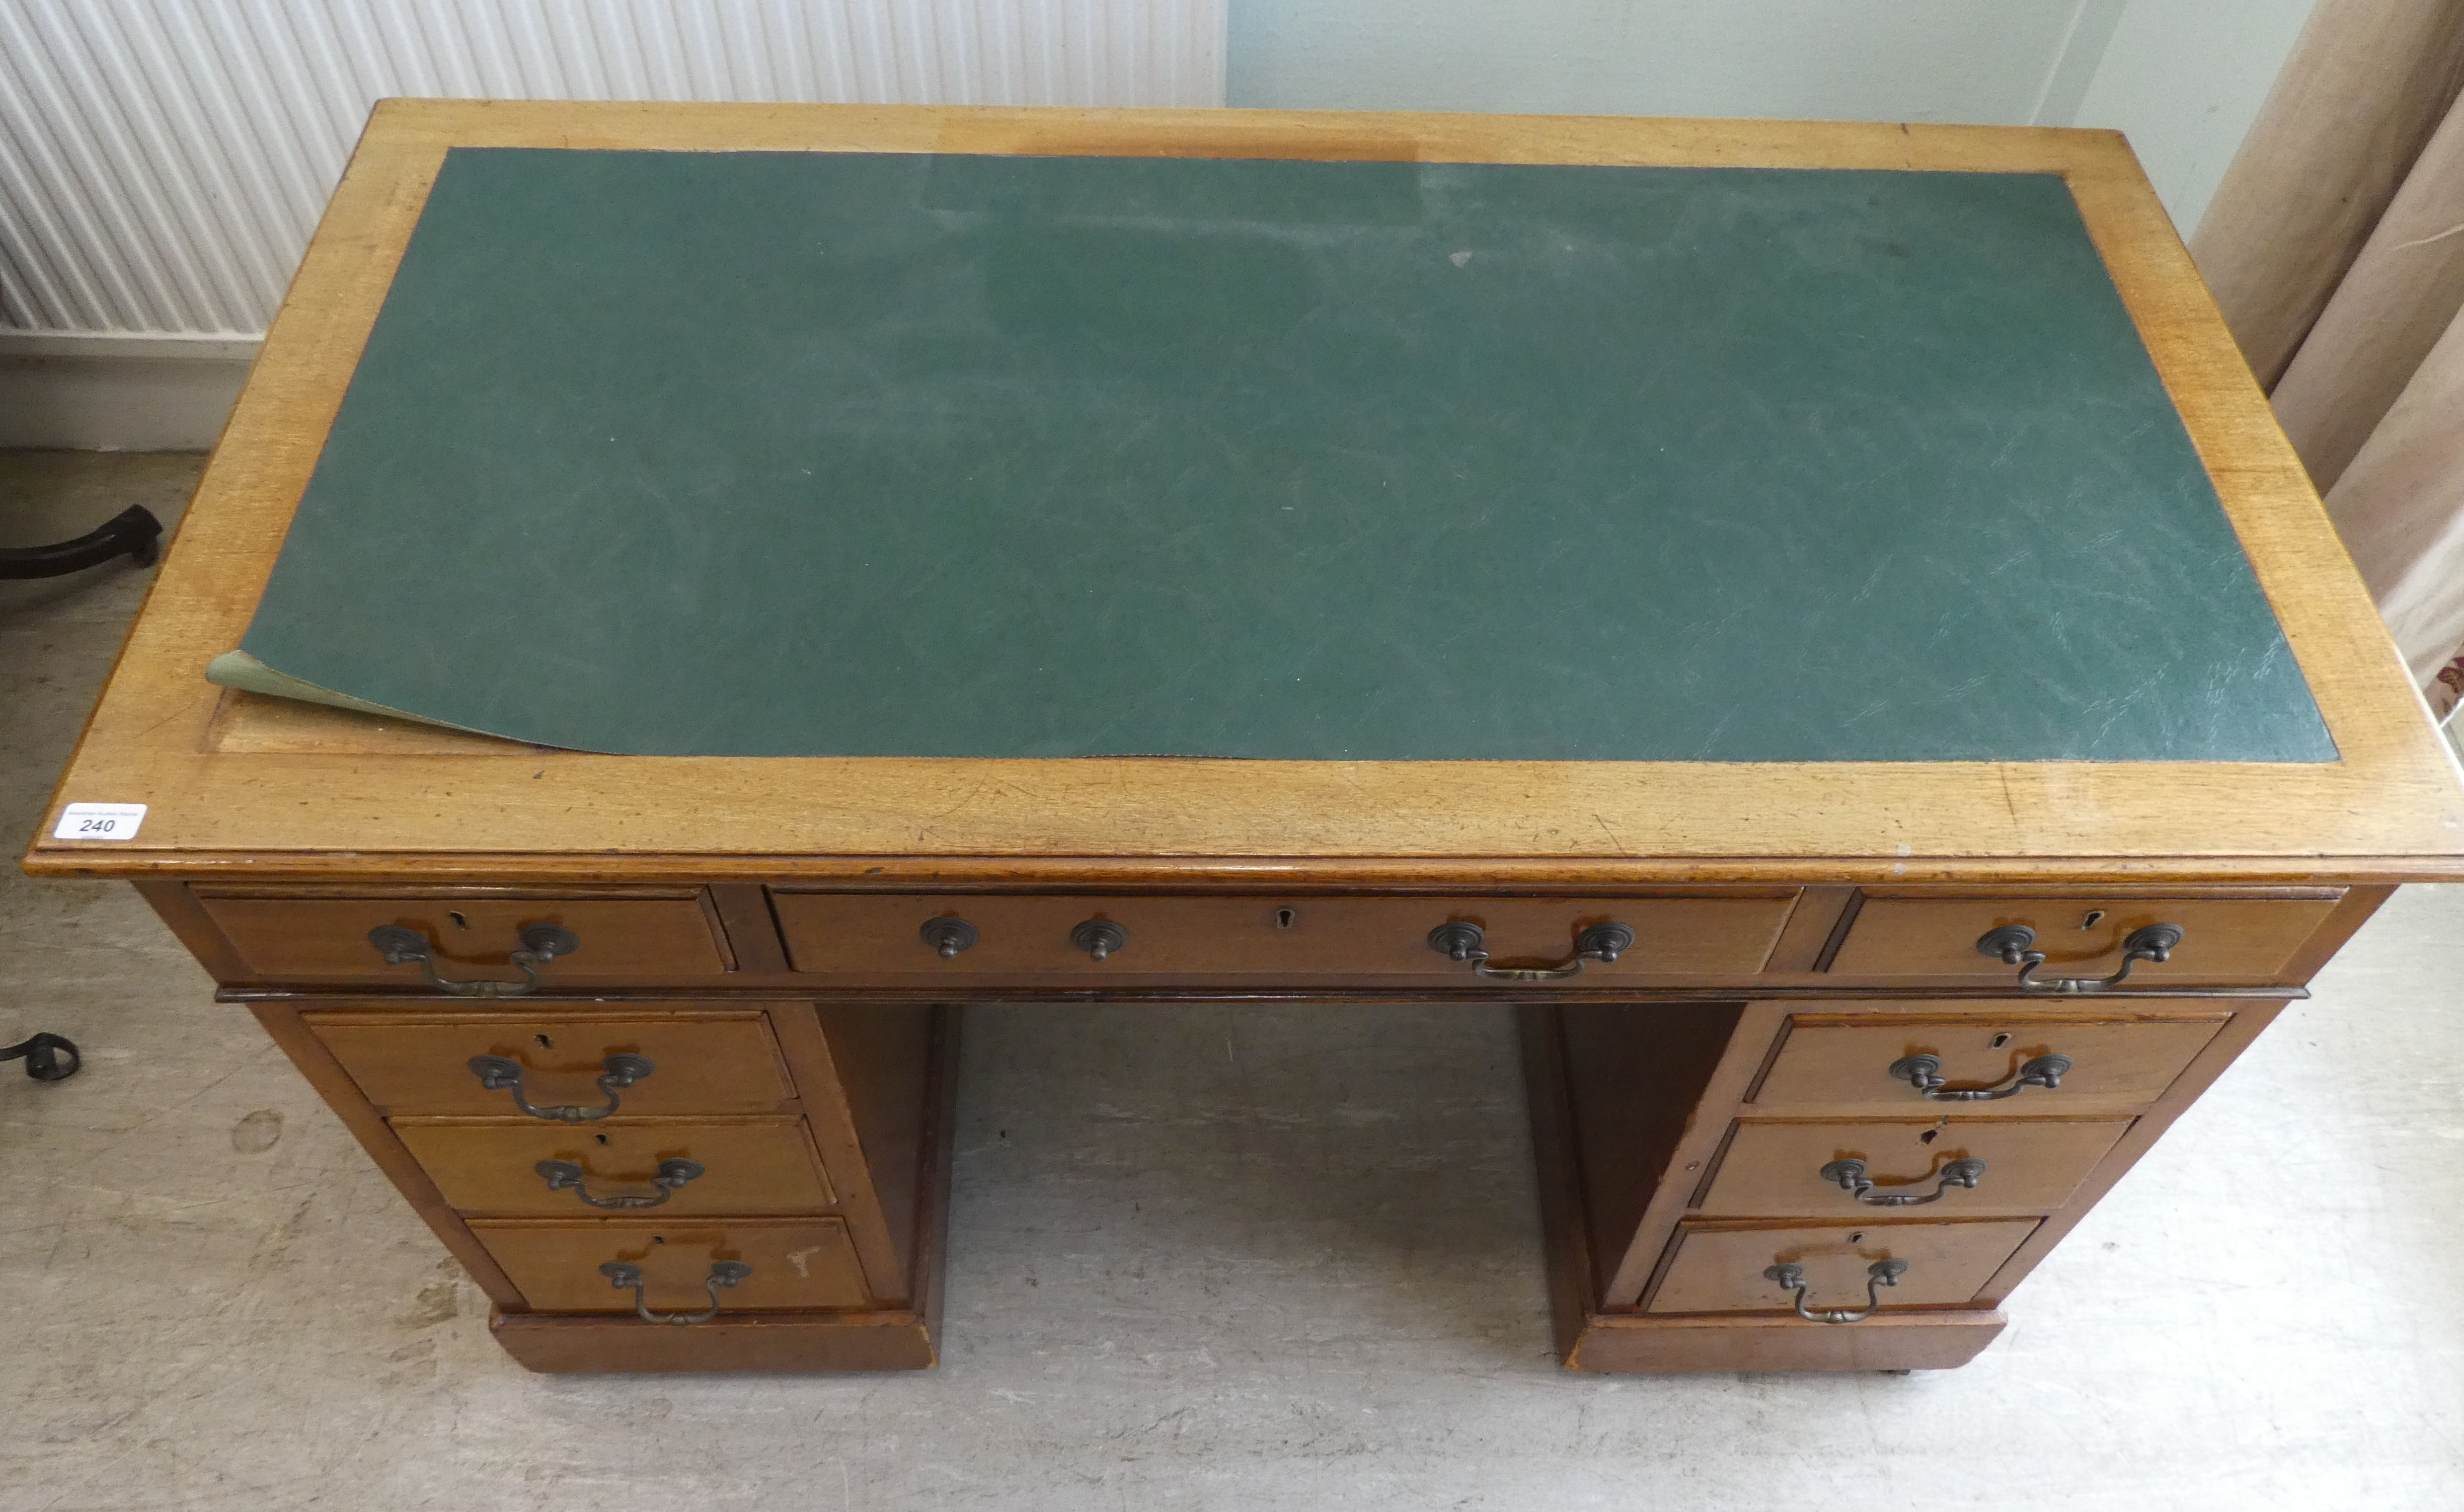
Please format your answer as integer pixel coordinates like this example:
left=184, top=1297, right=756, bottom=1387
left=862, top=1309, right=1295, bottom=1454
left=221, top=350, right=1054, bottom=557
left=536, top=1157, right=704, bottom=1209
left=1764, top=1259, right=1908, bottom=1323
left=1891, top=1052, right=2073, bottom=1102
left=1427, top=922, right=1636, bottom=981
left=368, top=922, right=580, bottom=997
left=469, top=1052, right=653, bottom=1121
left=1070, top=919, right=1128, bottom=961
left=1976, top=922, right=2183, bottom=993
left=1820, top=1156, right=1987, bottom=1207
left=599, top=1259, right=752, bottom=1325
left=920, top=917, right=979, bottom=959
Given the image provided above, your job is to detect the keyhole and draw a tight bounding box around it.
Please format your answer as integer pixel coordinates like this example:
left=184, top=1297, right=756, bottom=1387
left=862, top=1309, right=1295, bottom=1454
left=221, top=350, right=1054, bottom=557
left=1920, top=1128, right=1940, bottom=1145
left=651, top=1235, right=665, bottom=1245
left=534, top=1033, right=554, bottom=1049
left=1849, top=1232, right=1866, bottom=1244
left=448, top=910, right=470, bottom=930
left=2080, top=911, right=2105, bottom=930
left=1990, top=1032, right=2011, bottom=1049
left=594, top=1133, right=610, bottom=1146
left=1275, top=908, right=1296, bottom=930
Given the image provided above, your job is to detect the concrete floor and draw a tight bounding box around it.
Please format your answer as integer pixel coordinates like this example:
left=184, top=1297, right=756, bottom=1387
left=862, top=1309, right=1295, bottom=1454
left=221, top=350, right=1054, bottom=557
left=5, top=450, right=2462, bottom=1511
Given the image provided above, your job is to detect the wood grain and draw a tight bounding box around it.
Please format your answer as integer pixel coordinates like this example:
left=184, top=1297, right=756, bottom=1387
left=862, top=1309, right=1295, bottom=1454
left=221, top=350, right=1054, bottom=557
left=391, top=1115, right=835, bottom=1216
left=771, top=891, right=1794, bottom=984
left=1745, top=1010, right=2229, bottom=1112
left=488, top=1305, right=935, bottom=1372
left=303, top=1008, right=796, bottom=1116
left=767, top=1002, right=917, bottom=1302
left=469, top=1216, right=871, bottom=1312
left=1696, top=1117, right=2132, bottom=1217
left=1556, top=1002, right=1748, bottom=1298
left=194, top=892, right=731, bottom=982
left=1825, top=891, right=2346, bottom=984
left=1646, top=1217, right=2040, bottom=1314
left=1527, top=1002, right=2013, bottom=1373
left=1518, top=1004, right=1603, bottom=1365
left=20, top=103, right=2464, bottom=880
left=1594, top=1001, right=1793, bottom=1305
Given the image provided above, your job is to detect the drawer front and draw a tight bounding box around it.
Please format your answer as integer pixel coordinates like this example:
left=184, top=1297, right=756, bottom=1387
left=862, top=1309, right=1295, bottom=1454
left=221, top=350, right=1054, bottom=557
left=773, top=892, right=1796, bottom=981
left=393, top=1117, right=834, bottom=1216
left=472, top=1217, right=871, bottom=1313
left=195, top=892, right=732, bottom=984
left=307, top=1009, right=795, bottom=1116
left=1697, top=1117, right=2132, bottom=1217
left=1826, top=892, right=2343, bottom=985
left=1647, top=1219, right=2038, bottom=1315
left=1750, top=1010, right=2229, bottom=1112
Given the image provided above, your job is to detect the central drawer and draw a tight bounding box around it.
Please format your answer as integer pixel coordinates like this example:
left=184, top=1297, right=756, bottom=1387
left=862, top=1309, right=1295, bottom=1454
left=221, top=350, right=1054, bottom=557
left=393, top=1116, right=835, bottom=1216
left=770, top=892, right=1797, bottom=982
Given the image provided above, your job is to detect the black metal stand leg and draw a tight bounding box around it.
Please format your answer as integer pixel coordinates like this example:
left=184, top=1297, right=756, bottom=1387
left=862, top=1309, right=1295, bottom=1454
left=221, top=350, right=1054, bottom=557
left=0, top=1033, right=81, bottom=1081
left=0, top=505, right=163, bottom=579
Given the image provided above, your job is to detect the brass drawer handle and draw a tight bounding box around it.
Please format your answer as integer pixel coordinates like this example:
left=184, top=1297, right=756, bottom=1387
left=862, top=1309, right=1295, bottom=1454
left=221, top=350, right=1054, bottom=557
left=1427, top=922, right=1635, bottom=980
left=1976, top=922, right=2182, bottom=993
left=599, top=1259, right=751, bottom=1325
left=469, top=1053, right=653, bottom=1121
left=1764, top=1259, right=1907, bottom=1323
left=1890, top=1051, right=2072, bottom=1101
left=367, top=923, right=580, bottom=997
left=1820, top=1156, right=1987, bottom=1207
left=536, top=1156, right=704, bottom=1209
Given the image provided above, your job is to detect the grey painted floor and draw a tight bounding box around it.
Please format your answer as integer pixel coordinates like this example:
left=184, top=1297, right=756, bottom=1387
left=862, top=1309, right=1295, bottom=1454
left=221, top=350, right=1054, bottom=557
left=4, top=451, right=2462, bottom=1511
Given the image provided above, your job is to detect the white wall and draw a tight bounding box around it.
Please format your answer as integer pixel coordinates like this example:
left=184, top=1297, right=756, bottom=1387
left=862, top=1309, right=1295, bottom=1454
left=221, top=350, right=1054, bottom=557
left=2, top=0, right=2310, bottom=449
left=2070, top=0, right=2320, bottom=232
left=0, top=0, right=1227, bottom=341
left=1228, top=0, right=2314, bottom=234
left=0, top=0, right=1225, bottom=447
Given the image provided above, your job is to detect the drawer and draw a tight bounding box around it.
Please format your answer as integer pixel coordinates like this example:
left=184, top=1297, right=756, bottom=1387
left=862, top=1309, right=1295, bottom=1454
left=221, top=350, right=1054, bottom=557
left=1749, top=1009, right=2229, bottom=1111
left=471, top=1217, right=871, bottom=1313
left=393, top=1116, right=834, bottom=1216
left=1826, top=892, right=2343, bottom=985
left=771, top=892, right=1796, bottom=981
left=1696, top=1117, right=2131, bottom=1217
left=1646, top=1219, right=2038, bottom=1315
left=306, top=1009, right=795, bottom=1116
left=193, top=890, right=732, bottom=985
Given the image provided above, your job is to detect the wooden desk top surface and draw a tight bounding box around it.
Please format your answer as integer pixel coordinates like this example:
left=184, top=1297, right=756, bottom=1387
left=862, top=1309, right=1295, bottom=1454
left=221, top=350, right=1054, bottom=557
left=27, top=102, right=2464, bottom=883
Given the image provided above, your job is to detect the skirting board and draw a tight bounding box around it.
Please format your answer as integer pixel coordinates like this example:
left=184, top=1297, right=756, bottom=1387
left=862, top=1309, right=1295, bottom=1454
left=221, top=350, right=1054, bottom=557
left=0, top=333, right=259, bottom=451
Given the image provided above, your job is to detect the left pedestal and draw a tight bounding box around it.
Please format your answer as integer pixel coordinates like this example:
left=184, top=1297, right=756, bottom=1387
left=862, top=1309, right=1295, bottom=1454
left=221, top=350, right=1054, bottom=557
left=243, top=980, right=959, bottom=1374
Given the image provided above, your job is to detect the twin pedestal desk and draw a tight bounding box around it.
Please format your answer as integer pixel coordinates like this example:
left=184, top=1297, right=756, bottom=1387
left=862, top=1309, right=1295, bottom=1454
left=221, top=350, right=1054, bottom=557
left=28, top=102, right=2464, bottom=1376
left=116, top=876, right=2397, bottom=1374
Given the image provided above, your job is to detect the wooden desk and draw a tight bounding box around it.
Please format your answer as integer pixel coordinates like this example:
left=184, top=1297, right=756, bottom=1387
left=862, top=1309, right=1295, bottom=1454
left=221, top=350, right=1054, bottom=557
left=28, top=103, right=2464, bottom=1376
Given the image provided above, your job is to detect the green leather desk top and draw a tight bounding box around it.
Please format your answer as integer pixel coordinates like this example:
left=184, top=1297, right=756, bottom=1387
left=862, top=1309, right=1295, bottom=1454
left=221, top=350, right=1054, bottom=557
left=224, top=147, right=2334, bottom=763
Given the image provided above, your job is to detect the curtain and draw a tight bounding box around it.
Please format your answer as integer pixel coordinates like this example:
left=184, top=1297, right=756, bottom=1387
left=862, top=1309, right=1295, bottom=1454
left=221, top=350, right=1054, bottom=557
left=2190, top=0, right=2464, bottom=725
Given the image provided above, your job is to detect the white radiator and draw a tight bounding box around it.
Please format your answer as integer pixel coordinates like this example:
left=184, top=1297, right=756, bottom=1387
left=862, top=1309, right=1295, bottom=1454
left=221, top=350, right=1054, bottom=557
left=0, top=0, right=1227, bottom=340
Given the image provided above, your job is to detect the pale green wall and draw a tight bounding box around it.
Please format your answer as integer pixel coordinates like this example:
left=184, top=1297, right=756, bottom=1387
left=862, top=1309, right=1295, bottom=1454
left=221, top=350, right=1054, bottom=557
left=1226, top=0, right=2317, bottom=234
